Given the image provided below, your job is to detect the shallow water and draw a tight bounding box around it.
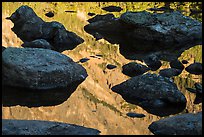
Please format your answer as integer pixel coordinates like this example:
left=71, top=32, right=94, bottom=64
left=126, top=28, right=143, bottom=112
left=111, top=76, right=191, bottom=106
left=2, top=2, right=202, bottom=135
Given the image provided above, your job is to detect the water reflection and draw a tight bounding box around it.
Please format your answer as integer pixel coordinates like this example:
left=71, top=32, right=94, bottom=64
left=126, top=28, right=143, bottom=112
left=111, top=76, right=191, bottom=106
left=2, top=2, right=202, bottom=135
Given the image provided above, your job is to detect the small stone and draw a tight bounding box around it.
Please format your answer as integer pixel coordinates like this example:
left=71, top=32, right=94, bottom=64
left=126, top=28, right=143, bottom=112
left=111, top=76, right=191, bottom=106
left=107, top=64, right=117, bottom=69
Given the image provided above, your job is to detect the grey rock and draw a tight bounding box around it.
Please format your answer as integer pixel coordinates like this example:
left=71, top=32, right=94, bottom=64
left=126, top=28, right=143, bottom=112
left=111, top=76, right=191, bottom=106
left=87, top=13, right=115, bottom=23
left=122, top=62, right=150, bottom=77
left=2, top=47, right=88, bottom=90
left=148, top=112, right=202, bottom=135
left=21, top=39, right=54, bottom=49
left=159, top=68, right=182, bottom=78
left=2, top=119, right=100, bottom=135
left=111, top=73, right=186, bottom=116
left=84, top=11, right=202, bottom=61
left=185, top=62, right=202, bottom=75
left=6, top=5, right=84, bottom=52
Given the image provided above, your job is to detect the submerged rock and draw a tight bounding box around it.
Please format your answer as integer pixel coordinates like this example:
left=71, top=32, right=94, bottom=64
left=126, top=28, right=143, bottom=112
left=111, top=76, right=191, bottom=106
left=2, top=119, right=100, bottom=135
left=2, top=47, right=88, bottom=90
left=45, top=11, right=54, bottom=18
left=122, top=62, right=150, bottom=77
left=148, top=112, right=202, bottom=135
left=111, top=73, right=186, bottom=116
left=84, top=11, right=202, bottom=61
left=6, top=5, right=84, bottom=52
left=102, top=6, right=123, bottom=12
left=185, top=62, right=202, bottom=75
left=159, top=68, right=182, bottom=78
left=107, top=64, right=117, bottom=69
left=126, top=112, right=145, bottom=118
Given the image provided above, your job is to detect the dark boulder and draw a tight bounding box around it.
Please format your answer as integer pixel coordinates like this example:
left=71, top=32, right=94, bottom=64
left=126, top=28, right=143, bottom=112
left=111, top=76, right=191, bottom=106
left=185, top=62, right=202, bottom=75
left=159, top=68, right=182, bottom=78
left=170, top=59, right=184, bottom=70
left=102, top=6, right=123, bottom=12
left=45, top=11, right=54, bottom=18
left=21, top=39, right=54, bottom=49
left=84, top=11, right=202, bottom=61
left=148, top=112, right=202, bottom=135
left=111, top=73, right=186, bottom=116
left=143, top=54, right=162, bottom=71
left=122, top=62, right=150, bottom=77
left=6, top=5, right=84, bottom=52
left=2, top=119, right=100, bottom=135
left=126, top=112, right=145, bottom=118
left=107, top=64, right=117, bottom=69
left=186, top=83, right=202, bottom=104
left=181, top=60, right=188, bottom=64
left=88, top=12, right=96, bottom=16
left=2, top=47, right=88, bottom=90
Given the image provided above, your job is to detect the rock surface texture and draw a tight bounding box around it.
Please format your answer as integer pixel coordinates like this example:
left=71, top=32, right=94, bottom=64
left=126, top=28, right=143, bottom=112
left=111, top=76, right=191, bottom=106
left=84, top=11, right=202, bottom=61
left=148, top=112, right=202, bottom=135
left=2, top=47, right=88, bottom=90
left=2, top=119, right=100, bottom=135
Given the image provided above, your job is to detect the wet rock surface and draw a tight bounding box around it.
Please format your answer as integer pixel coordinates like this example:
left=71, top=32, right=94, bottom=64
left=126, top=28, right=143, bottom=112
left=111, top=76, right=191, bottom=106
left=2, top=119, right=101, bottom=135
left=84, top=11, right=202, bottom=61
left=122, top=62, right=150, bottom=77
left=148, top=112, right=202, bottom=135
left=2, top=47, right=88, bottom=90
left=111, top=73, right=186, bottom=116
left=6, top=5, right=84, bottom=52
left=185, top=62, right=202, bottom=75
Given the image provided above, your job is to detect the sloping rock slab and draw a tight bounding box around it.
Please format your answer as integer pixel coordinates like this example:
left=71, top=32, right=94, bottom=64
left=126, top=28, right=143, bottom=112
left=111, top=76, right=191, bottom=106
left=2, top=47, right=88, bottom=90
left=6, top=5, right=84, bottom=52
left=148, top=112, right=202, bottom=135
left=111, top=73, right=186, bottom=116
left=2, top=119, right=100, bottom=135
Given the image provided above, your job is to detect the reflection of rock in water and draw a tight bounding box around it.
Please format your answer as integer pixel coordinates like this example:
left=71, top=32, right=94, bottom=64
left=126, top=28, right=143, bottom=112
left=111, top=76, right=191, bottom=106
left=2, top=119, right=101, bottom=135
left=2, top=85, right=77, bottom=107
left=111, top=73, right=187, bottom=116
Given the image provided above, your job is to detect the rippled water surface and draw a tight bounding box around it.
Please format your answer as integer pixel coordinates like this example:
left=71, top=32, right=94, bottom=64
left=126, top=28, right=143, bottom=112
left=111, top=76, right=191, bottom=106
left=2, top=2, right=202, bottom=135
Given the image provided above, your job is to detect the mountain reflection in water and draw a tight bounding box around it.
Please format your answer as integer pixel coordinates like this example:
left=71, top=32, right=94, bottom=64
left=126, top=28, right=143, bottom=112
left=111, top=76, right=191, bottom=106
left=2, top=2, right=202, bottom=135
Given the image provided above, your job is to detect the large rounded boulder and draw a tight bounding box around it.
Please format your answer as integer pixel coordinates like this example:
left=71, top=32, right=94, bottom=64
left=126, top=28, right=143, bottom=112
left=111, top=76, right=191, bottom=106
left=2, top=47, right=88, bottom=90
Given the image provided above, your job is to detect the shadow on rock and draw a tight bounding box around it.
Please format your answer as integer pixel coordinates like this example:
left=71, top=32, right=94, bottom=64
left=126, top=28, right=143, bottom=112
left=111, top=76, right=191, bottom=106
left=2, top=83, right=79, bottom=107
left=2, top=119, right=101, bottom=135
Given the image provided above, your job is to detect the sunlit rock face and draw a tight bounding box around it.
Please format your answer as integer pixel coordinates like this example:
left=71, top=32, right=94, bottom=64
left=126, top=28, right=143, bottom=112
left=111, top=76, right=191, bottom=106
left=2, top=119, right=101, bottom=135
left=111, top=73, right=187, bottom=116
left=2, top=47, right=88, bottom=90
left=84, top=11, right=202, bottom=61
left=148, top=112, right=202, bottom=135
left=6, top=5, right=84, bottom=52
